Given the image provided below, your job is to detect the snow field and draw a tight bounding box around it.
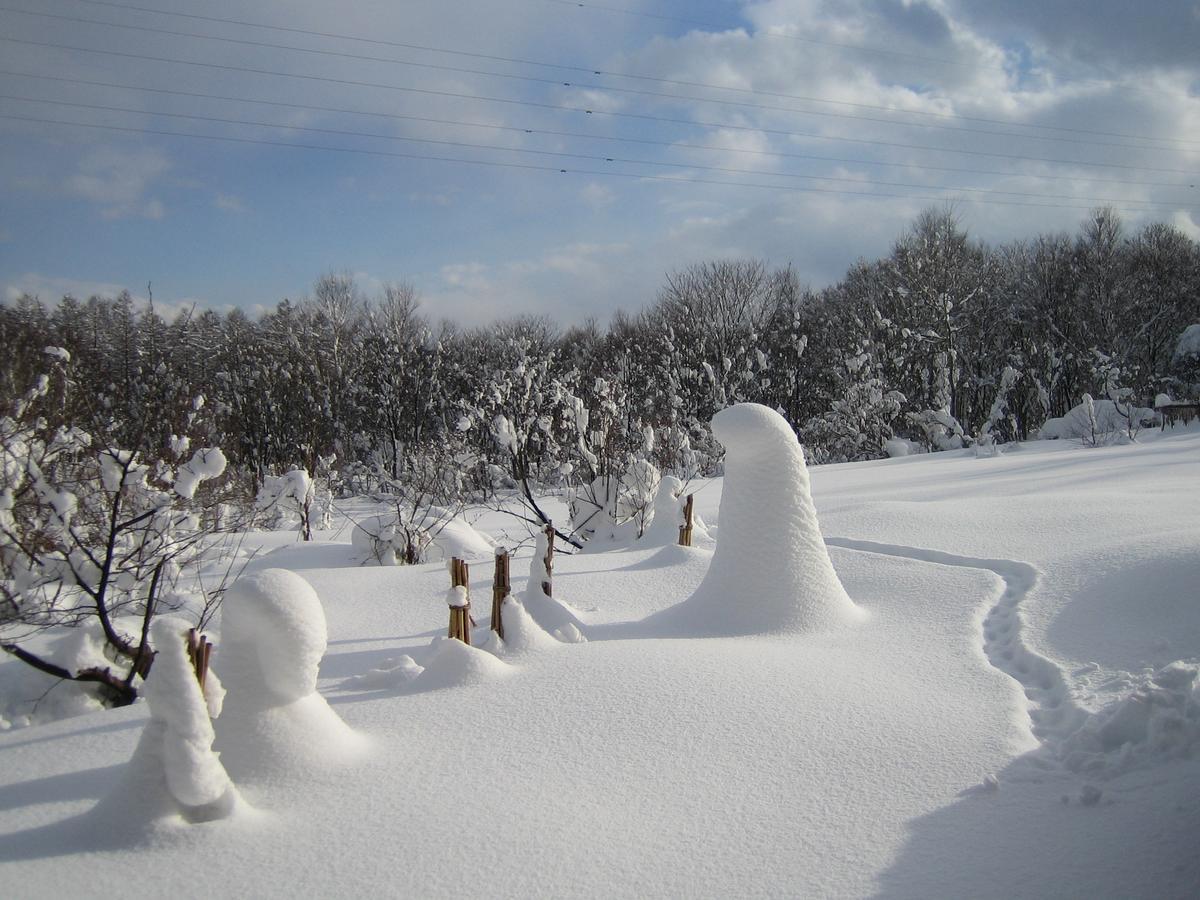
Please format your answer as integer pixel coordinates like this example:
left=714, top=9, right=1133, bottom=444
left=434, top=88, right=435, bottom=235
left=1, top=423, right=1198, bottom=897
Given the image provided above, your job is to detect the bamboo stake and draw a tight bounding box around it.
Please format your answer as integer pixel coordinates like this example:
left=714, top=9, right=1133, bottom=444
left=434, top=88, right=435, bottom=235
left=492, top=549, right=511, bottom=640
left=678, top=494, right=695, bottom=547
left=186, top=628, right=211, bottom=693
left=448, top=558, right=472, bottom=645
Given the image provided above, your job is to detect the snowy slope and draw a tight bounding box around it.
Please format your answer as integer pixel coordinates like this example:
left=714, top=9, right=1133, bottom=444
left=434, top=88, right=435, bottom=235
left=1, top=427, right=1198, bottom=898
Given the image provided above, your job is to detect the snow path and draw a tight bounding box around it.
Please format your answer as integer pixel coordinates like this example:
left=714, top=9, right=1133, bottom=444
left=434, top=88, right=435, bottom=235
left=826, top=537, right=1088, bottom=763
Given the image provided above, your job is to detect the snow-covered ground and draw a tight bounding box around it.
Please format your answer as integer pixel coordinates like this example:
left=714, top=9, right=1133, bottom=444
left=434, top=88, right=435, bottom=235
left=2, top=423, right=1198, bottom=898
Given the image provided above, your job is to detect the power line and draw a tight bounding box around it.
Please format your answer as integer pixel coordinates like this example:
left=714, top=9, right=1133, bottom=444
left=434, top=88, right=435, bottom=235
left=537, top=0, right=1125, bottom=89
left=6, top=69, right=1186, bottom=190
left=3, top=35, right=1195, bottom=178
left=70, top=0, right=1037, bottom=82
left=3, top=4, right=1190, bottom=154
left=2, top=111, right=1173, bottom=214
left=3, top=93, right=1176, bottom=208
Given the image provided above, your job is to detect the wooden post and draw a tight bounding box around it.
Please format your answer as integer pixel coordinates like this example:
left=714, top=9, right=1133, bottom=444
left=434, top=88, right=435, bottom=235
left=542, top=525, right=554, bottom=597
left=491, top=549, right=511, bottom=641
left=678, top=494, right=695, bottom=547
left=186, top=628, right=212, bottom=693
left=448, top=557, right=472, bottom=645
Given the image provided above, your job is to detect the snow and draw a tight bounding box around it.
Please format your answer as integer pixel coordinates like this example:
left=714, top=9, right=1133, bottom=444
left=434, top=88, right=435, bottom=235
left=413, top=636, right=511, bottom=691
left=350, top=508, right=496, bottom=565
left=1038, top=397, right=1155, bottom=440
left=647, top=403, right=864, bottom=636
left=2, top=423, right=1200, bottom=898
left=1173, top=322, right=1200, bottom=361
left=135, top=617, right=239, bottom=816
left=172, top=447, right=227, bottom=500
left=211, top=568, right=367, bottom=782
left=520, top=528, right=588, bottom=639
left=481, top=595, right=558, bottom=658
left=640, top=475, right=712, bottom=546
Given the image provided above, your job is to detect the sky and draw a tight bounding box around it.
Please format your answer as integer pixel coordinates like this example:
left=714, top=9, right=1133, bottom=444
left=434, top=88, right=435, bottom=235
left=1, top=0, right=1198, bottom=327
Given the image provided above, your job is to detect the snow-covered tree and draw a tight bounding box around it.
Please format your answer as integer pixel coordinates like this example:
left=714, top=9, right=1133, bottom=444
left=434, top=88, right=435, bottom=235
left=1, top=354, right=232, bottom=706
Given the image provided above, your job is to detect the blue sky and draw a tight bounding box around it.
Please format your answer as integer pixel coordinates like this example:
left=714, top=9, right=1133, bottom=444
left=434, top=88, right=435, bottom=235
left=1, top=0, right=1198, bottom=326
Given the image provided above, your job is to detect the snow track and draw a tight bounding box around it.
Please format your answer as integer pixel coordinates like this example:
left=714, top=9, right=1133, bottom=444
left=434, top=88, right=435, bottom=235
left=826, top=538, right=1089, bottom=757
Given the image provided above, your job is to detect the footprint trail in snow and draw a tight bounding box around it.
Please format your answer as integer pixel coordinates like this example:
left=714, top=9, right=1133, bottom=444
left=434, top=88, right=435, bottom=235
left=825, top=537, right=1198, bottom=781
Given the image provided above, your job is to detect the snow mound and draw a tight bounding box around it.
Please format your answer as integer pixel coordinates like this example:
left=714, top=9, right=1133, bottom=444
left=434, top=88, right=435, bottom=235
left=220, top=569, right=326, bottom=704
left=91, top=618, right=246, bottom=829
left=1059, top=660, right=1200, bottom=777
left=641, top=475, right=711, bottom=546
left=140, top=618, right=236, bottom=811
left=341, top=655, right=424, bottom=691
left=350, top=509, right=495, bottom=565
left=647, top=403, right=864, bottom=636
left=522, top=530, right=588, bottom=640
left=482, top=596, right=559, bottom=658
left=214, top=569, right=366, bottom=782
left=413, top=637, right=511, bottom=691
left=1039, top=397, right=1155, bottom=440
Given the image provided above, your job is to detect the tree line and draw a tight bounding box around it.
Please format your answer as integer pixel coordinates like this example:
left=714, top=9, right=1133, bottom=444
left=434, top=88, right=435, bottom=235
left=3, top=206, right=1198, bottom=497
left=2, top=204, right=1198, bottom=708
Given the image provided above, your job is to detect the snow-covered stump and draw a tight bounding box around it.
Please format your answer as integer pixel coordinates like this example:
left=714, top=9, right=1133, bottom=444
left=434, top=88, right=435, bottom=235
left=96, top=617, right=242, bottom=827
left=213, top=569, right=366, bottom=782
left=447, top=558, right=472, bottom=645
left=648, top=403, right=864, bottom=636
left=491, top=550, right=511, bottom=641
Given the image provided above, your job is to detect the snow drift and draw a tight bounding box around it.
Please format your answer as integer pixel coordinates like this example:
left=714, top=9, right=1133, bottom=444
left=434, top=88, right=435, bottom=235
left=648, top=403, right=863, bottom=636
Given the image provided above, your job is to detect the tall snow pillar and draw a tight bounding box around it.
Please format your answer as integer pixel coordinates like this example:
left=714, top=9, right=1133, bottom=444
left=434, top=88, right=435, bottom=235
left=651, top=403, right=863, bottom=635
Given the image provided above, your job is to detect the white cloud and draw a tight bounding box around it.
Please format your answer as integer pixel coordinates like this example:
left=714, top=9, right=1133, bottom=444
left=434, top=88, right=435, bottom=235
left=581, top=182, right=615, bottom=207
left=215, top=193, right=246, bottom=213
left=64, top=146, right=171, bottom=220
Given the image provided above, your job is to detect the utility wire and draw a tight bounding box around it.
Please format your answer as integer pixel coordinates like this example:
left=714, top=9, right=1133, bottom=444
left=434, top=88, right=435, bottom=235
left=3, top=36, right=1194, bottom=178
left=3, top=5, right=1189, bottom=154
left=2, top=111, right=1172, bottom=214
left=537, top=0, right=1124, bottom=89
left=75, top=0, right=1081, bottom=85
left=2, top=93, right=1175, bottom=208
left=32, top=0, right=1193, bottom=148
left=6, top=69, right=1186, bottom=190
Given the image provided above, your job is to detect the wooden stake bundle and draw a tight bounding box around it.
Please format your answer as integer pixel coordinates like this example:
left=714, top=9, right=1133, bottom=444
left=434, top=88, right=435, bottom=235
left=541, top=525, right=554, bottom=597
left=678, top=494, right=695, bottom=547
left=491, top=549, right=511, bottom=641
left=448, top=557, right=472, bottom=645
left=186, top=628, right=212, bottom=692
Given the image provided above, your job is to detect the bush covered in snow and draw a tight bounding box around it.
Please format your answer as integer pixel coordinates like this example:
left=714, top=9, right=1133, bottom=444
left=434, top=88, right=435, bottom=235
left=1039, top=396, right=1156, bottom=444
